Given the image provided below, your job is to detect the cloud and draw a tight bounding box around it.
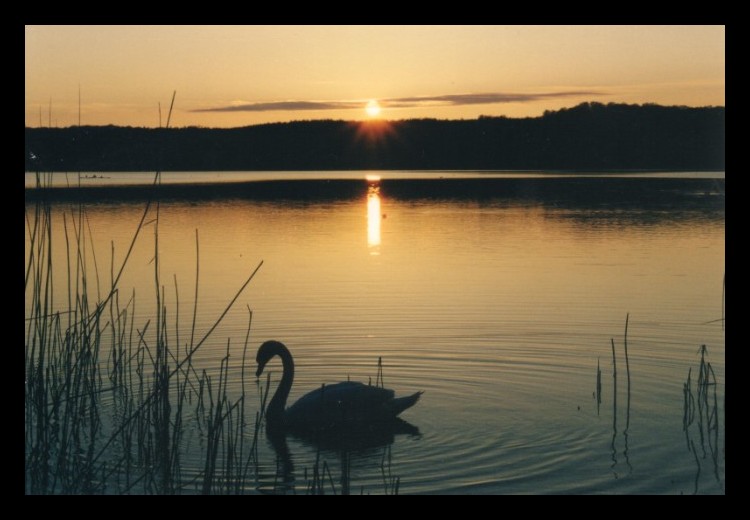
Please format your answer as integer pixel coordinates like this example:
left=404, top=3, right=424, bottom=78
left=192, top=100, right=362, bottom=113
left=383, top=91, right=605, bottom=108
left=192, top=90, right=606, bottom=113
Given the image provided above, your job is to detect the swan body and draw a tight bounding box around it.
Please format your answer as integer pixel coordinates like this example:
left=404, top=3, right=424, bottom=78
left=256, top=340, right=422, bottom=433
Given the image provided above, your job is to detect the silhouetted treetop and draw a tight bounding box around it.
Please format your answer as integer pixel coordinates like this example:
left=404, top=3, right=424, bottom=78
left=25, top=102, right=724, bottom=172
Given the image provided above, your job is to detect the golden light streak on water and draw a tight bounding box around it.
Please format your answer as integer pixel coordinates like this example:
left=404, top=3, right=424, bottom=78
left=367, top=176, right=382, bottom=253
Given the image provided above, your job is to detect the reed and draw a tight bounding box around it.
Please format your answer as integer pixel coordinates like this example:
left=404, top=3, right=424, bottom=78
left=25, top=171, right=263, bottom=493
left=721, top=273, right=725, bottom=331
left=596, top=358, right=602, bottom=415
left=623, top=314, right=631, bottom=428
left=610, top=338, right=617, bottom=423
left=305, top=451, right=339, bottom=495
left=380, top=444, right=400, bottom=495
left=25, top=95, right=265, bottom=493
left=375, top=356, right=384, bottom=388
left=599, top=315, right=632, bottom=477
left=681, top=344, right=723, bottom=493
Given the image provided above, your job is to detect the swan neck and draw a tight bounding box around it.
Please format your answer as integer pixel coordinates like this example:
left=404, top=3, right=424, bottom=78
left=267, top=346, right=294, bottom=423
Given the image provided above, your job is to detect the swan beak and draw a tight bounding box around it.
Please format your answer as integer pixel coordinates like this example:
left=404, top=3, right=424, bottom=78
left=255, top=361, right=265, bottom=378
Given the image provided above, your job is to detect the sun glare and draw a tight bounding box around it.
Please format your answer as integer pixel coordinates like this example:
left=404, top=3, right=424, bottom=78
left=367, top=178, right=382, bottom=252
left=365, top=100, right=382, bottom=118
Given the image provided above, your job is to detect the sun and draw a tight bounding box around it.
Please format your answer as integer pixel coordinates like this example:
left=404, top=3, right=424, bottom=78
left=365, top=99, right=382, bottom=118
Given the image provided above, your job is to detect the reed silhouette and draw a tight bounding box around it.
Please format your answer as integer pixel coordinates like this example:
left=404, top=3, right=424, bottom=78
left=25, top=93, right=270, bottom=494
left=682, top=345, right=723, bottom=494
left=602, top=315, right=632, bottom=478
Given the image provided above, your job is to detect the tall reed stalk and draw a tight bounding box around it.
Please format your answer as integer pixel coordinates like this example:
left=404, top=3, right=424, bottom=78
left=682, top=345, right=723, bottom=493
left=25, top=171, right=264, bottom=493
left=25, top=94, right=265, bottom=493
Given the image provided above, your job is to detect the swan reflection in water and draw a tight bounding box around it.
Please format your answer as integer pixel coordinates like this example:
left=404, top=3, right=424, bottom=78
left=254, top=340, right=422, bottom=494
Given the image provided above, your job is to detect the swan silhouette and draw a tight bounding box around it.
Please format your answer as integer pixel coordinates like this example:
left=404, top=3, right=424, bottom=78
left=256, top=340, right=423, bottom=434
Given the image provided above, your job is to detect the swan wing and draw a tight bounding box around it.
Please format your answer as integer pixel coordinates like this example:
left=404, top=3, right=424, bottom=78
left=286, top=382, right=396, bottom=428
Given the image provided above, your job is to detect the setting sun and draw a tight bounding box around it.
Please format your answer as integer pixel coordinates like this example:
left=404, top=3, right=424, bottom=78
left=365, top=100, right=382, bottom=118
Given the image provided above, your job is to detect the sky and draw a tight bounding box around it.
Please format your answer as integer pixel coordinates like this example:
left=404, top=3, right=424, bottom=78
left=25, top=25, right=725, bottom=128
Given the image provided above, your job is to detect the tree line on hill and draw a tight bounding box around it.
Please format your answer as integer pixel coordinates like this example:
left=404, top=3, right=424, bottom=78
left=25, top=102, right=725, bottom=172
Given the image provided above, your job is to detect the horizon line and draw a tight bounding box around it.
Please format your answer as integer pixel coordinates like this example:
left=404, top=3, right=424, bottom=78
left=24, top=101, right=726, bottom=131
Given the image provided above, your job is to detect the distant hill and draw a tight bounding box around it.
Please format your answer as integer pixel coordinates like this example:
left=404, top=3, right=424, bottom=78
left=24, top=102, right=725, bottom=172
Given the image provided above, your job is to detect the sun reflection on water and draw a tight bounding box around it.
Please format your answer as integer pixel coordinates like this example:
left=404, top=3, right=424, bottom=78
left=366, top=175, right=382, bottom=253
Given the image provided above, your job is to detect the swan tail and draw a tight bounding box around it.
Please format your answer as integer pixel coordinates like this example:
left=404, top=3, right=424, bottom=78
left=387, top=391, right=423, bottom=416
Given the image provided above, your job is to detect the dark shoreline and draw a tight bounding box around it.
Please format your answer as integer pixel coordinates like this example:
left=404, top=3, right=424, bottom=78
left=25, top=103, right=725, bottom=172
left=25, top=177, right=726, bottom=213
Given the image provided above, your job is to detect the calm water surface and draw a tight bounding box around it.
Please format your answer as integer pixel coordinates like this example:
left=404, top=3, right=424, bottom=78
left=25, top=171, right=725, bottom=494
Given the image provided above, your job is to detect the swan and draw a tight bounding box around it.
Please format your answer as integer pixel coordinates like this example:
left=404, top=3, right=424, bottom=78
left=256, top=340, right=423, bottom=433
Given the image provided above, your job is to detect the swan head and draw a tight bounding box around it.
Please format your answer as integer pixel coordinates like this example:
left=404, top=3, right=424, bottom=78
left=256, top=340, right=287, bottom=377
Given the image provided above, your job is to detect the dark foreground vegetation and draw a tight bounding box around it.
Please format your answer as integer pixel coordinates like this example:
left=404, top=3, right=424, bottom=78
left=25, top=102, right=724, bottom=172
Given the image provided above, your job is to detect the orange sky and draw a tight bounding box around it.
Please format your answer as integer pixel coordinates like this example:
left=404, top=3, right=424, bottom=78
left=25, top=25, right=725, bottom=128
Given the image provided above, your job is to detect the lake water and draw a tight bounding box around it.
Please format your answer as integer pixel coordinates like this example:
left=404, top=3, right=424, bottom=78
left=25, top=171, right=725, bottom=494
